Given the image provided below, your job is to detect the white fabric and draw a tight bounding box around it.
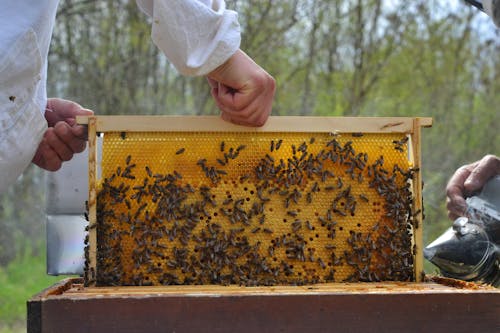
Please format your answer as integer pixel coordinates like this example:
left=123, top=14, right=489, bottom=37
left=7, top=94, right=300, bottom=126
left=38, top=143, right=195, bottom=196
left=0, top=0, right=240, bottom=193
left=136, top=0, right=241, bottom=76
left=0, top=30, right=47, bottom=193
left=0, top=0, right=59, bottom=116
left=0, top=1, right=58, bottom=192
left=483, top=0, right=500, bottom=27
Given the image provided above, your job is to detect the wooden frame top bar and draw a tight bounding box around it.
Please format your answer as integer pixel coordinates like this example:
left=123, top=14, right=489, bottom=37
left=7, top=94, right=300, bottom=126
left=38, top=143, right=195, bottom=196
left=76, top=116, right=432, bottom=133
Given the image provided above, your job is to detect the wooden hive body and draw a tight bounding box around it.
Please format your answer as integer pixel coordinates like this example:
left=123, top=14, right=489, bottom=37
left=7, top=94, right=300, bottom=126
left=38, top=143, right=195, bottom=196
left=28, top=277, right=500, bottom=333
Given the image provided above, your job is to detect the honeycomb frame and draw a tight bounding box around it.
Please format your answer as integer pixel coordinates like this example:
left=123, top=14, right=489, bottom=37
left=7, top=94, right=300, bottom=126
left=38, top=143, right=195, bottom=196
left=79, top=116, right=432, bottom=287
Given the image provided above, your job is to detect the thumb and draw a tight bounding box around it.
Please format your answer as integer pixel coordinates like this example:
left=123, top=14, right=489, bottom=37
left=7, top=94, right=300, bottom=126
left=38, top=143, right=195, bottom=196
left=464, top=155, right=500, bottom=193
left=60, top=108, right=93, bottom=127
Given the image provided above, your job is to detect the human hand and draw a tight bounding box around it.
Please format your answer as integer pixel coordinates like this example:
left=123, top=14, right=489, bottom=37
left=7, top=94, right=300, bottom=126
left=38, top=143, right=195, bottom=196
left=207, top=49, right=275, bottom=127
left=446, top=154, right=500, bottom=220
left=32, top=98, right=94, bottom=171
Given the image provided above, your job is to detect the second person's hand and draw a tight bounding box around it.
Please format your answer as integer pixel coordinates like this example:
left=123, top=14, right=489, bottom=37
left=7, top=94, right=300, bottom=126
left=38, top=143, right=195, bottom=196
left=446, top=154, right=500, bottom=220
left=32, top=98, right=94, bottom=171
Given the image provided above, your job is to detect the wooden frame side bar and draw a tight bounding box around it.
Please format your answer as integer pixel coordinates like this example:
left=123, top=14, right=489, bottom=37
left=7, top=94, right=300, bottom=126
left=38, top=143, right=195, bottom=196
left=77, top=116, right=432, bottom=133
left=87, top=117, right=97, bottom=286
left=411, top=119, right=424, bottom=282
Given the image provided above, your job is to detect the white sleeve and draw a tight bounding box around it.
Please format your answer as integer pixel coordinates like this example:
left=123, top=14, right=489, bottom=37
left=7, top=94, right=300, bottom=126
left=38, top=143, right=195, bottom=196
left=483, top=0, right=500, bottom=27
left=136, top=0, right=241, bottom=76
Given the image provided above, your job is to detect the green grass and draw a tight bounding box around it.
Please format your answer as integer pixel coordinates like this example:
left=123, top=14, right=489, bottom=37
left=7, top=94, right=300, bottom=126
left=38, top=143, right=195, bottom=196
left=0, top=248, right=74, bottom=333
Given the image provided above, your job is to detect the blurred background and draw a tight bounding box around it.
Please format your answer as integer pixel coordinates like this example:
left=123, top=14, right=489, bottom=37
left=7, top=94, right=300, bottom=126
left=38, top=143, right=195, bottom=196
left=0, top=0, right=498, bottom=331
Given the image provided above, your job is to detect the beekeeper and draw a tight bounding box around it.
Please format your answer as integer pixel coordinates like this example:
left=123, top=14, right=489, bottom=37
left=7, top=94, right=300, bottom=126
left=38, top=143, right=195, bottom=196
left=445, top=1, right=499, bottom=219
left=0, top=0, right=276, bottom=194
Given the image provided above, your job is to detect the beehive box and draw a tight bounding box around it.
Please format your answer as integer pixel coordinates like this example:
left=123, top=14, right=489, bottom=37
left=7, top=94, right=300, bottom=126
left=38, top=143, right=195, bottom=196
left=31, top=116, right=500, bottom=333
left=79, top=116, right=431, bottom=287
left=27, top=276, right=500, bottom=333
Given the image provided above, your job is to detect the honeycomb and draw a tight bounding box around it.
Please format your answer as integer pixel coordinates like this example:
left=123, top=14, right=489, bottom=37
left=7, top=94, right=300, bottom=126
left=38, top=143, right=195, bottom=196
left=87, top=131, right=418, bottom=286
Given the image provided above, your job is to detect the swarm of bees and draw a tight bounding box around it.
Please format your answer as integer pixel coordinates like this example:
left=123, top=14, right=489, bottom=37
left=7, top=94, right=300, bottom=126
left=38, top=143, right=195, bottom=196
left=84, top=131, right=420, bottom=286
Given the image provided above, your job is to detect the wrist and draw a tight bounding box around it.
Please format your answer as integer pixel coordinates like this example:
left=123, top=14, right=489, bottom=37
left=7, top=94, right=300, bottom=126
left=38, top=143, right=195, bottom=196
left=207, top=49, right=255, bottom=86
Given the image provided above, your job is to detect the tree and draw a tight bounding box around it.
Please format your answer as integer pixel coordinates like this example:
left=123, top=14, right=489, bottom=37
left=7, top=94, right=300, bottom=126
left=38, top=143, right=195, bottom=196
left=1, top=0, right=498, bottom=267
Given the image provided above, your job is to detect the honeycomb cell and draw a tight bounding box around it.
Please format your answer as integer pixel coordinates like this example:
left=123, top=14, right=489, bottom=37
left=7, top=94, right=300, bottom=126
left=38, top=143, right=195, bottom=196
left=90, top=131, right=417, bottom=286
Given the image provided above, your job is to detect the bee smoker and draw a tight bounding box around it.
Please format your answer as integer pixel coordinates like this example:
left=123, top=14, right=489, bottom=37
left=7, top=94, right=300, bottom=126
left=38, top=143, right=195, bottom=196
left=424, top=176, right=500, bottom=287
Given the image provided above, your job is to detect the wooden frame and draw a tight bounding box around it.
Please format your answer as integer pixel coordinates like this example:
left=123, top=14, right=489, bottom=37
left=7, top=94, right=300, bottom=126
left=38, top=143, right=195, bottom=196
left=28, top=278, right=499, bottom=333
left=410, top=118, right=425, bottom=281
left=87, top=117, right=97, bottom=284
left=77, top=115, right=432, bottom=133
left=78, top=116, right=432, bottom=284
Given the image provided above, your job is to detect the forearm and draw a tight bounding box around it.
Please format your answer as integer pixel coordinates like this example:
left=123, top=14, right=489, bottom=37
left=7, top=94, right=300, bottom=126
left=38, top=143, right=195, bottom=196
left=136, top=0, right=241, bottom=76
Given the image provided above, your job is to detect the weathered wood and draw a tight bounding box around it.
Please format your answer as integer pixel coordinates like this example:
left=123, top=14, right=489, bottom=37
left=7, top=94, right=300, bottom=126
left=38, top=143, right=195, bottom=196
left=76, top=115, right=432, bottom=133
left=26, top=298, right=41, bottom=333
left=28, top=278, right=499, bottom=333
left=87, top=117, right=97, bottom=286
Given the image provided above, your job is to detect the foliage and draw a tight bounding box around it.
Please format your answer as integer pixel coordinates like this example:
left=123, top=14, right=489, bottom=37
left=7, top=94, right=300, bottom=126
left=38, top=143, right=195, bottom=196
left=0, top=246, right=70, bottom=332
left=0, top=2, right=498, bottom=322
left=45, top=0, right=498, bottom=245
left=1, top=0, right=498, bottom=263
left=0, top=166, right=46, bottom=266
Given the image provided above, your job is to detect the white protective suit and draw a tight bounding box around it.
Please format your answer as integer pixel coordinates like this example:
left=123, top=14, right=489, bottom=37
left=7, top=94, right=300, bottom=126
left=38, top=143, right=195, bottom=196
left=484, top=0, right=500, bottom=27
left=0, top=0, right=240, bottom=193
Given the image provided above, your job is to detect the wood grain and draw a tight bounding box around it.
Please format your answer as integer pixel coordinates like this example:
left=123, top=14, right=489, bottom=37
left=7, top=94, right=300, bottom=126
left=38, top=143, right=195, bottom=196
left=87, top=117, right=97, bottom=286
left=76, top=115, right=432, bottom=133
